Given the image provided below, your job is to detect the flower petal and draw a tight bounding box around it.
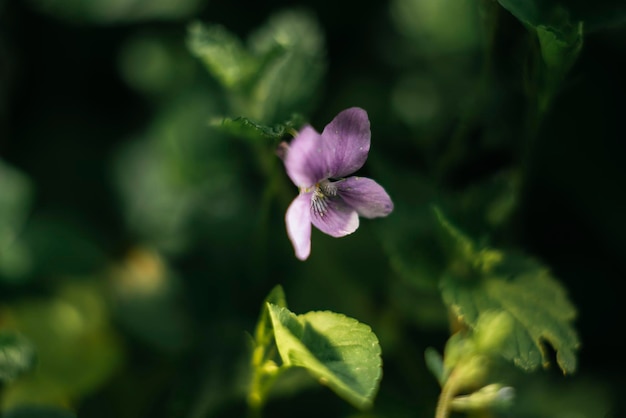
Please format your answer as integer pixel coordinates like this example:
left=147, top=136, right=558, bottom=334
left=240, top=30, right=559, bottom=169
left=285, top=193, right=313, bottom=260
left=284, top=126, right=325, bottom=187
left=337, top=176, right=394, bottom=218
left=310, top=197, right=359, bottom=238
left=320, top=107, right=371, bottom=178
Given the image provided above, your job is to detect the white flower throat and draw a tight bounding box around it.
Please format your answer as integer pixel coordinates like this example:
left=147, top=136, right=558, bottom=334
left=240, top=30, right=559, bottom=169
left=308, top=179, right=338, bottom=217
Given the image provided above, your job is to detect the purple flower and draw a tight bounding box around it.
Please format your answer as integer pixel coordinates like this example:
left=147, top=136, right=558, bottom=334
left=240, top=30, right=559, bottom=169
left=282, top=107, right=393, bottom=260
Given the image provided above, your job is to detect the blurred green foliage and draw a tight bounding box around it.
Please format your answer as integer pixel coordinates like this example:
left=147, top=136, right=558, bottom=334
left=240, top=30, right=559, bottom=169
left=0, top=161, right=34, bottom=281
left=0, top=331, right=37, bottom=383
left=1, top=0, right=625, bottom=417
left=1, top=281, right=123, bottom=409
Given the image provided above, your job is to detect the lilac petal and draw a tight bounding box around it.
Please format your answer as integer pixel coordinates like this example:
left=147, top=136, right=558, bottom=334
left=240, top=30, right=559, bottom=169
left=337, top=176, right=394, bottom=218
left=284, top=125, right=325, bottom=188
left=320, top=107, right=371, bottom=178
left=285, top=193, right=313, bottom=260
left=310, top=197, right=359, bottom=238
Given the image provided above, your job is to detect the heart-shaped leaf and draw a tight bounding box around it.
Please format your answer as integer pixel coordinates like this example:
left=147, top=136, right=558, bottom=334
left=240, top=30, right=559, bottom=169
left=268, top=304, right=382, bottom=410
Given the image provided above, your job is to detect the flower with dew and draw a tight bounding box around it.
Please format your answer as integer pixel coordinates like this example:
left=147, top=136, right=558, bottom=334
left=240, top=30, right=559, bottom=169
left=281, top=107, right=393, bottom=260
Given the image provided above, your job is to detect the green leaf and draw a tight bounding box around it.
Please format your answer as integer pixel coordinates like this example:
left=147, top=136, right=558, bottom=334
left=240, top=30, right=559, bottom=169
left=253, top=285, right=287, bottom=350
left=497, top=2, right=583, bottom=111
left=212, top=114, right=305, bottom=141
left=0, top=332, right=37, bottom=383
left=187, top=21, right=259, bottom=89
left=248, top=286, right=289, bottom=410
left=436, top=211, right=580, bottom=374
left=188, top=11, right=325, bottom=124
left=497, top=0, right=542, bottom=27
left=498, top=0, right=626, bottom=30
left=533, top=8, right=583, bottom=113
left=267, top=304, right=382, bottom=410
left=536, top=20, right=583, bottom=80
left=424, top=347, right=446, bottom=386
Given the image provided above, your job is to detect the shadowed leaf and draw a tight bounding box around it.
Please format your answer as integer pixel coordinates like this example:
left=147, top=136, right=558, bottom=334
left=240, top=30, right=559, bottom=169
left=436, top=210, right=579, bottom=374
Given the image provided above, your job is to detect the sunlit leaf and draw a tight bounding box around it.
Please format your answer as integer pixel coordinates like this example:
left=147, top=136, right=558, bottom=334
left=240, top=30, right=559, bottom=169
left=0, top=332, right=36, bottom=383
left=436, top=210, right=579, bottom=374
left=253, top=285, right=287, bottom=349
left=268, top=304, right=382, bottom=410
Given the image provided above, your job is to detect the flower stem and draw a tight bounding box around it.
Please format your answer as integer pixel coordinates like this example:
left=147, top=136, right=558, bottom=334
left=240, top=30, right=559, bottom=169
left=435, top=370, right=462, bottom=418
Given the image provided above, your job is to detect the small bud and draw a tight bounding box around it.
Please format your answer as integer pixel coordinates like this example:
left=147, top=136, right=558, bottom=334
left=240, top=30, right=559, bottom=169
left=451, top=383, right=515, bottom=411
left=261, top=360, right=279, bottom=375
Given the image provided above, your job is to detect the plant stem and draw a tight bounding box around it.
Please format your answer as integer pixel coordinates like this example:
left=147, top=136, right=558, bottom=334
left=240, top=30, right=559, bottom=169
left=435, top=370, right=462, bottom=418
left=247, top=354, right=285, bottom=418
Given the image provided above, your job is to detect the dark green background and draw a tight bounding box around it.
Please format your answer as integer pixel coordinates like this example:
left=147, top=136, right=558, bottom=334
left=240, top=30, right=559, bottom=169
left=1, top=0, right=625, bottom=417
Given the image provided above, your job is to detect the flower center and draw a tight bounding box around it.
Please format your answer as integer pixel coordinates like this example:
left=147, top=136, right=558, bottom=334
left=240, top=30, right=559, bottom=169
left=310, top=180, right=337, bottom=217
